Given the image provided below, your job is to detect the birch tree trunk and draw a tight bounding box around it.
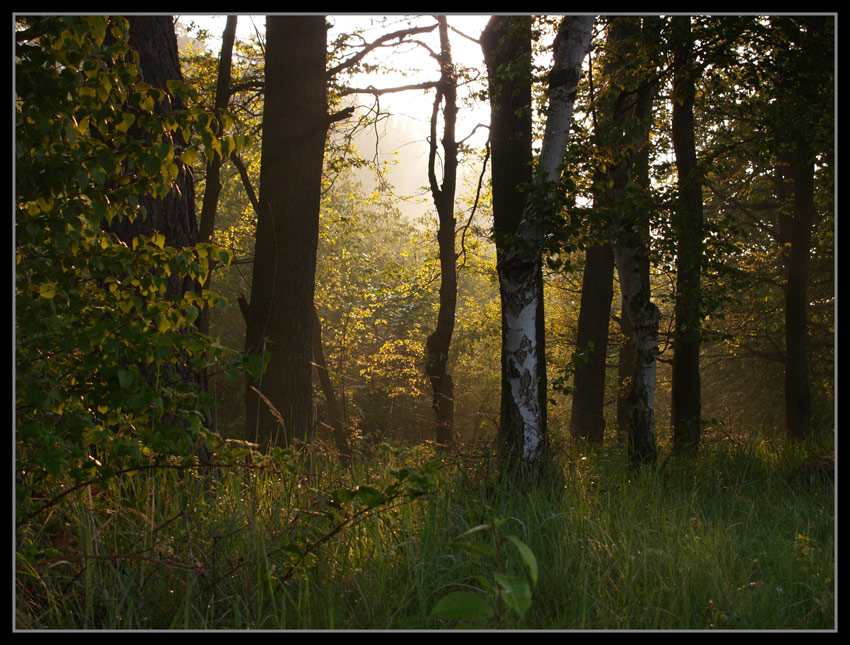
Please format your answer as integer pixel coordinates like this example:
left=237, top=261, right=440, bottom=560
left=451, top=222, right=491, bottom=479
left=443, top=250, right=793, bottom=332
left=604, top=17, right=662, bottom=466
left=484, top=15, right=594, bottom=476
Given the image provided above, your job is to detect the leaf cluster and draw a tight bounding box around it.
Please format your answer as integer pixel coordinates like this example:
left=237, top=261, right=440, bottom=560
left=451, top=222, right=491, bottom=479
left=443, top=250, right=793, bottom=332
left=15, top=16, right=247, bottom=518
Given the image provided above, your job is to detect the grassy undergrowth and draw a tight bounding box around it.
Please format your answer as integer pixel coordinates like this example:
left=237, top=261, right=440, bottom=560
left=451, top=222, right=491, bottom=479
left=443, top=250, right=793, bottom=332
left=15, top=436, right=835, bottom=630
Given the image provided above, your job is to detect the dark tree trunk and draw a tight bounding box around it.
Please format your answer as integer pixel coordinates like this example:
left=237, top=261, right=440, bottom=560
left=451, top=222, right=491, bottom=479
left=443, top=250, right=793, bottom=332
left=616, top=168, right=652, bottom=444
left=116, top=16, right=209, bottom=460
left=784, top=146, right=815, bottom=440
left=114, top=16, right=199, bottom=300
left=569, top=239, right=614, bottom=445
left=244, top=16, right=328, bottom=448
left=312, top=306, right=351, bottom=459
left=670, top=15, right=704, bottom=452
left=198, top=15, right=237, bottom=245
left=424, top=17, right=459, bottom=449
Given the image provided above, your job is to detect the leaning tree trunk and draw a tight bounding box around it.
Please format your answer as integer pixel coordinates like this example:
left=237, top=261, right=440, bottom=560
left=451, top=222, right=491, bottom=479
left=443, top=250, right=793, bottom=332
left=424, top=16, right=459, bottom=449
left=243, top=16, right=328, bottom=449
left=670, top=15, right=704, bottom=453
left=484, top=15, right=594, bottom=477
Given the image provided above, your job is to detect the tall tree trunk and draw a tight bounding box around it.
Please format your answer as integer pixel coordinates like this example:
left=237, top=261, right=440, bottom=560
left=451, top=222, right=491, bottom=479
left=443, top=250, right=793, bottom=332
left=116, top=16, right=209, bottom=460
left=197, top=15, right=237, bottom=336
left=569, top=239, right=614, bottom=445
left=244, top=16, right=328, bottom=449
left=670, top=15, right=704, bottom=452
left=603, top=16, right=662, bottom=466
left=115, top=16, right=199, bottom=294
left=484, top=15, right=594, bottom=477
left=424, top=16, right=459, bottom=449
left=784, top=146, right=815, bottom=440
left=481, top=15, right=536, bottom=472
left=616, top=167, right=652, bottom=444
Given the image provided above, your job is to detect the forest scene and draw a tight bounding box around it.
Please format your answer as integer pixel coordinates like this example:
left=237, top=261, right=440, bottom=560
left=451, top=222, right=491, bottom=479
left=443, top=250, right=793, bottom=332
left=14, top=14, right=835, bottom=631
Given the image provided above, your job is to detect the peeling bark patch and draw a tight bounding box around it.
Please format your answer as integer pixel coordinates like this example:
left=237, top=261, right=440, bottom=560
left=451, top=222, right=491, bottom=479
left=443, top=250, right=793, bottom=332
left=504, top=293, right=543, bottom=461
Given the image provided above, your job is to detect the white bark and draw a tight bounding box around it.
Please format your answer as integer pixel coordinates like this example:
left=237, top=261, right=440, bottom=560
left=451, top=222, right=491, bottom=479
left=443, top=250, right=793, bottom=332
left=613, top=241, right=659, bottom=464
left=501, top=15, right=595, bottom=465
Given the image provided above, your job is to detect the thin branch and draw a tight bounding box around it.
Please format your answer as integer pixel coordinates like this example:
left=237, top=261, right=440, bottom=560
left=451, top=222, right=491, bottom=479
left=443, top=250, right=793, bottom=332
left=326, top=23, right=439, bottom=78
left=457, top=139, right=491, bottom=272
left=338, top=81, right=439, bottom=97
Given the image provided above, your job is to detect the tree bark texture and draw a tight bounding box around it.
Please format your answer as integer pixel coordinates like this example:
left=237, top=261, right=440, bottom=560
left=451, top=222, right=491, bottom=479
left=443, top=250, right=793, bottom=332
left=484, top=15, right=593, bottom=476
left=244, top=16, right=328, bottom=448
left=114, top=16, right=199, bottom=301
left=118, top=16, right=210, bottom=460
left=616, top=144, right=652, bottom=444
left=569, top=239, right=614, bottom=445
left=424, top=17, right=459, bottom=448
left=481, top=16, right=538, bottom=472
left=784, top=147, right=815, bottom=440
left=670, top=15, right=705, bottom=452
left=602, top=17, right=662, bottom=466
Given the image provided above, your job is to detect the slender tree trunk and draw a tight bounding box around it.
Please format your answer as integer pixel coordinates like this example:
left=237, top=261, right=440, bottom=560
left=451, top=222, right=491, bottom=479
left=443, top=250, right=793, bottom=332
left=312, top=306, right=351, bottom=459
left=424, top=17, right=459, bottom=449
left=484, top=15, right=594, bottom=477
left=244, top=16, right=328, bottom=448
left=670, top=15, right=704, bottom=452
left=198, top=15, right=237, bottom=246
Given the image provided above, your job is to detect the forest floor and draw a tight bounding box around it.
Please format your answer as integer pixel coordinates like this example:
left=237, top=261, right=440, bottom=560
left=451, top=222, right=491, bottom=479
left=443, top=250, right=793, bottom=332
left=15, top=433, right=835, bottom=631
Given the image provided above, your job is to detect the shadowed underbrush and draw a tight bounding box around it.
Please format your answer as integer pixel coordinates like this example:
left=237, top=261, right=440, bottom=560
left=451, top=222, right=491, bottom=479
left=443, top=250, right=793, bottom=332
left=15, top=435, right=834, bottom=630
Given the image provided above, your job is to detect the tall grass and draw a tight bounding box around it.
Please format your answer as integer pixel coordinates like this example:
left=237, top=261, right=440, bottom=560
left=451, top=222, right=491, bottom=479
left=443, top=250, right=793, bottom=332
left=15, top=436, right=834, bottom=630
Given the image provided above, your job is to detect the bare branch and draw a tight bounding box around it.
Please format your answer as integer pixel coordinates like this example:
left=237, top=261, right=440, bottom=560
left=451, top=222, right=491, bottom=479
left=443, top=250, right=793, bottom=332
left=327, top=23, right=439, bottom=78
left=338, top=81, right=439, bottom=97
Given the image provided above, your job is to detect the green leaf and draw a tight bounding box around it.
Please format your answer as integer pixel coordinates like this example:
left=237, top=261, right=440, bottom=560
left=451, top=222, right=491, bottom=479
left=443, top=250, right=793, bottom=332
left=116, top=369, right=133, bottom=390
left=179, top=147, right=198, bottom=165
left=454, top=523, right=492, bottom=541
left=430, top=591, right=493, bottom=621
left=505, top=535, right=538, bottom=584
left=37, top=283, right=58, bottom=299
left=355, top=485, right=387, bottom=508
left=442, top=541, right=496, bottom=560
left=115, top=113, right=136, bottom=133
left=493, top=573, right=532, bottom=617
left=331, top=488, right=355, bottom=504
